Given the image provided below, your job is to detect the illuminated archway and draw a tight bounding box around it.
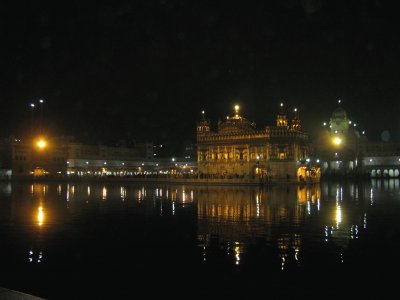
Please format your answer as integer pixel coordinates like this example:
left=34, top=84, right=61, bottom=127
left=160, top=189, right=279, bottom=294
left=383, top=169, right=389, bottom=178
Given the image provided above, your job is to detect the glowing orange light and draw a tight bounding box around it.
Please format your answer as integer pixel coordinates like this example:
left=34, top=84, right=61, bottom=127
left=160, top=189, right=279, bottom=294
left=38, top=206, right=44, bottom=226
left=36, top=139, right=47, bottom=149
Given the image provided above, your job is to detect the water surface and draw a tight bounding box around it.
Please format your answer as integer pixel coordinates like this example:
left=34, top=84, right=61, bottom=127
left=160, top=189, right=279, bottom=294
left=0, top=180, right=399, bottom=298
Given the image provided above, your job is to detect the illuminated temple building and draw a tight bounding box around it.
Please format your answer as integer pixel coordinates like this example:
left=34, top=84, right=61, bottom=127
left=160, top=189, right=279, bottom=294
left=196, top=104, right=320, bottom=183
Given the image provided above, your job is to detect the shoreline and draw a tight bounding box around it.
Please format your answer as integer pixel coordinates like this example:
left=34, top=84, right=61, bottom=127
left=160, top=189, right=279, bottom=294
left=0, top=176, right=321, bottom=186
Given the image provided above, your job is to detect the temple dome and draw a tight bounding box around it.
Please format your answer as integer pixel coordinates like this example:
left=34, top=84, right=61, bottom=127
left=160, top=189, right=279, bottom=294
left=218, top=105, right=256, bottom=133
left=218, top=116, right=256, bottom=133
left=331, top=107, right=347, bottom=119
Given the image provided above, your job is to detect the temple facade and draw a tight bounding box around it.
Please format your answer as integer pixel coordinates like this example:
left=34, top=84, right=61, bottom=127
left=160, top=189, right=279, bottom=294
left=196, top=104, right=320, bottom=183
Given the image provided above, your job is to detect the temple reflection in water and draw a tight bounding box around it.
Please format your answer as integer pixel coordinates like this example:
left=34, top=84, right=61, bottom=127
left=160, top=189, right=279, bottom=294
left=196, top=182, right=374, bottom=268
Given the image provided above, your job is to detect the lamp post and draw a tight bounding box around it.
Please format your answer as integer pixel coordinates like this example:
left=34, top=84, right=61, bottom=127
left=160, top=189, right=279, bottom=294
left=29, top=103, right=37, bottom=140
left=30, top=103, right=36, bottom=127
left=39, top=99, right=44, bottom=134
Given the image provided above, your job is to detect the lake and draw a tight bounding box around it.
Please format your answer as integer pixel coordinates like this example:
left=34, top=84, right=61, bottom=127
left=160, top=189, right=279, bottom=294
left=1, top=180, right=399, bottom=298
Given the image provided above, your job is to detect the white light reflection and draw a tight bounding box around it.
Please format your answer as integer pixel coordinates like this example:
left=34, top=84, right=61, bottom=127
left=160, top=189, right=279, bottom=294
left=281, top=256, right=286, bottom=271
left=256, top=194, right=260, bottom=217
left=102, top=186, right=107, bottom=200
left=336, top=205, right=342, bottom=229
left=28, top=250, right=43, bottom=264
left=66, top=184, right=70, bottom=202
left=370, top=188, right=374, bottom=205
left=87, top=186, right=91, bottom=197
left=364, top=213, right=367, bottom=229
left=120, top=186, right=127, bottom=201
left=325, top=225, right=329, bottom=242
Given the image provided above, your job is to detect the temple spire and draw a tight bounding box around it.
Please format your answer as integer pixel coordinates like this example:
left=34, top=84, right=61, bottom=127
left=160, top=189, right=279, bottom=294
left=197, top=110, right=210, bottom=133
left=234, top=104, right=240, bottom=118
left=276, top=102, right=288, bottom=127
left=291, top=107, right=301, bottom=130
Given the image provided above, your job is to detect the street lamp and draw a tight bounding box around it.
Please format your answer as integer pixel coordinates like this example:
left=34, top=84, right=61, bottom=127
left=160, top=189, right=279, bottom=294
left=39, top=99, right=44, bottom=134
left=332, top=137, right=342, bottom=145
left=30, top=103, right=36, bottom=129
left=35, top=137, right=47, bottom=150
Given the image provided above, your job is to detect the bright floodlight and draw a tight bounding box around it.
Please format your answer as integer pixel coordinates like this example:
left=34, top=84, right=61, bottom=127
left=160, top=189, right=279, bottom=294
left=39, top=99, right=44, bottom=103
left=37, top=139, right=46, bottom=149
left=332, top=137, right=342, bottom=145
left=30, top=103, right=35, bottom=108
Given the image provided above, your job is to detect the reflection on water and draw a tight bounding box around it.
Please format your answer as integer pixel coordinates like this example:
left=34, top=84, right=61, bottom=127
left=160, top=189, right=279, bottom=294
left=1, top=180, right=400, bottom=297
left=37, top=206, right=44, bottom=226
left=197, top=185, right=322, bottom=268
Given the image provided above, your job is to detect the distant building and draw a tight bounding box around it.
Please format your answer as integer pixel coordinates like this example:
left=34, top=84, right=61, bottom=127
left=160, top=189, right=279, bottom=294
left=65, top=142, right=154, bottom=176
left=196, top=104, right=320, bottom=182
left=0, top=136, right=69, bottom=178
left=314, top=104, right=365, bottom=174
left=0, top=137, right=157, bottom=179
left=315, top=102, right=400, bottom=177
left=183, top=141, right=197, bottom=160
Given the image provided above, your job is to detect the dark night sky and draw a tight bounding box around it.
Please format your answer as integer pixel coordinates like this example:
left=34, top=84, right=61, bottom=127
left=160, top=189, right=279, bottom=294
left=1, top=0, right=400, bottom=154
